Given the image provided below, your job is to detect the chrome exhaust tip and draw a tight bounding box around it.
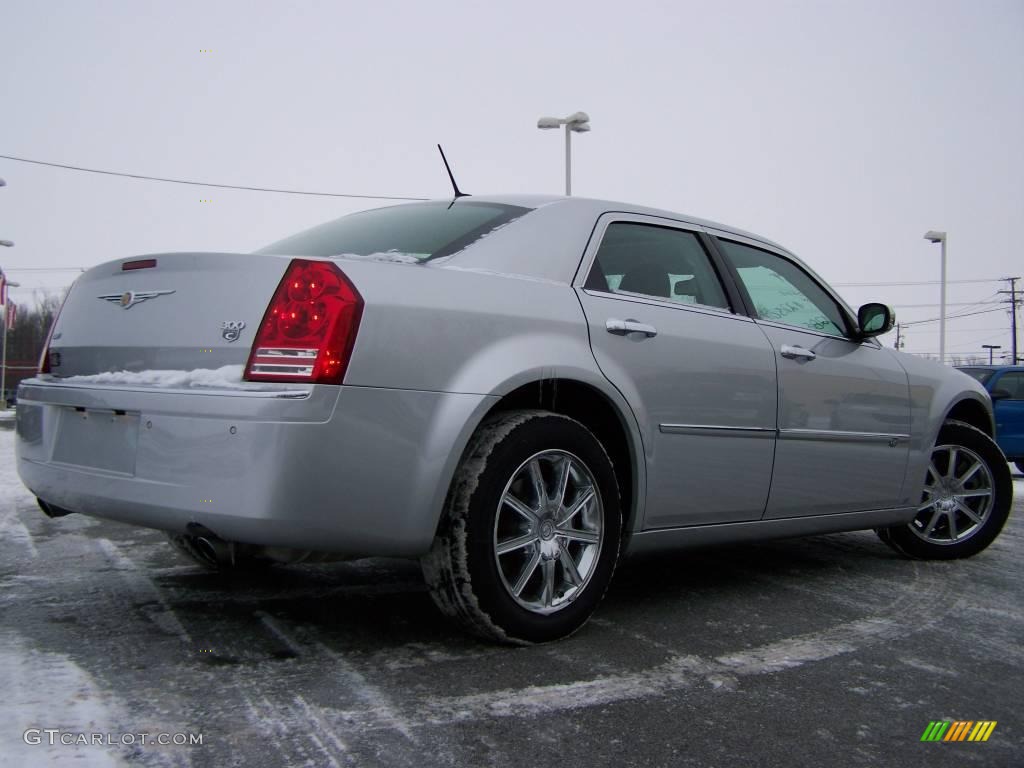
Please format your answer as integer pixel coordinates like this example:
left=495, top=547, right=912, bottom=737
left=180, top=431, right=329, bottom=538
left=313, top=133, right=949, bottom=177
left=192, top=535, right=234, bottom=567
left=37, top=498, right=75, bottom=518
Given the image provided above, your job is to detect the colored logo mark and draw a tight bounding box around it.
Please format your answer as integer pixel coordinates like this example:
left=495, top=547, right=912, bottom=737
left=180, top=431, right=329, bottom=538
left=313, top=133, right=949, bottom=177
left=921, top=721, right=997, bottom=742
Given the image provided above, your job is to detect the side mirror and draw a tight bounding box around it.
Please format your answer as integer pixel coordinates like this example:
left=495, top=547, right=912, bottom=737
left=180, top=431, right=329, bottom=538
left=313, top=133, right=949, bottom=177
left=857, top=302, right=895, bottom=338
left=672, top=277, right=694, bottom=295
left=990, top=389, right=1012, bottom=401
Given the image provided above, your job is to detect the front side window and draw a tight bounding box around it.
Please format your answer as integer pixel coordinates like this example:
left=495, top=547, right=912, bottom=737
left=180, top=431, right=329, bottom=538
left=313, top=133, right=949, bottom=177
left=959, top=368, right=996, bottom=385
left=584, top=223, right=730, bottom=310
left=257, top=201, right=531, bottom=262
left=718, top=239, right=849, bottom=336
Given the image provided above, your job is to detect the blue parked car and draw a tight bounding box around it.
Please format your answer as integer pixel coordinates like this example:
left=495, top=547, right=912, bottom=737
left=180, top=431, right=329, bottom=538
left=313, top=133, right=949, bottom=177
left=958, top=365, right=1024, bottom=473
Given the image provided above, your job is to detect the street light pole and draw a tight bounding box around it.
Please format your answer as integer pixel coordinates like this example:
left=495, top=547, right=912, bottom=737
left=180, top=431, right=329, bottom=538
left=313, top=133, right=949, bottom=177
left=982, top=344, right=1001, bottom=365
left=565, top=123, right=572, bottom=196
left=537, top=112, right=591, bottom=196
left=924, top=231, right=948, bottom=363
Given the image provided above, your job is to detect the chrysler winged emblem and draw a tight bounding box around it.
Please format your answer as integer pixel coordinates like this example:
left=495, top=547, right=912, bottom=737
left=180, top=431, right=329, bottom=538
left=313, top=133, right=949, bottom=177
left=97, top=289, right=175, bottom=309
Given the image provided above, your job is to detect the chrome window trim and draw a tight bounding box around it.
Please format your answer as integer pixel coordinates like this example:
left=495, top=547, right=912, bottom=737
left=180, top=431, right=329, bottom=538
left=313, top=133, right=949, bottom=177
left=752, top=317, right=881, bottom=346
left=580, top=288, right=752, bottom=323
left=573, top=212, right=739, bottom=315
left=707, top=228, right=868, bottom=340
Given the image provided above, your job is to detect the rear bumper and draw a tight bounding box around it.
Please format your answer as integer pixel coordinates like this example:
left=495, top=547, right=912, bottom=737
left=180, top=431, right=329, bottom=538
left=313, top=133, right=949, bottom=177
left=15, top=378, right=494, bottom=556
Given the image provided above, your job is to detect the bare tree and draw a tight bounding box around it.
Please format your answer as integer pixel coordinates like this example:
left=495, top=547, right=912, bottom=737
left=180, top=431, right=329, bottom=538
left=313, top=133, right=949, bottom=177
left=4, top=289, right=69, bottom=399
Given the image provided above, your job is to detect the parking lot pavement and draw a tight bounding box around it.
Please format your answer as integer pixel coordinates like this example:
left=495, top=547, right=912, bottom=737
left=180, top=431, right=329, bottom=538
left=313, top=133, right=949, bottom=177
left=1, top=424, right=1021, bottom=768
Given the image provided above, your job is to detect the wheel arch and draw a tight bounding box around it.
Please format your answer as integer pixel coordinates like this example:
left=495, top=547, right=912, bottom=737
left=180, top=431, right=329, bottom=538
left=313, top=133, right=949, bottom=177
left=900, top=390, right=997, bottom=510
left=430, top=374, right=646, bottom=541
left=944, top=396, right=995, bottom=437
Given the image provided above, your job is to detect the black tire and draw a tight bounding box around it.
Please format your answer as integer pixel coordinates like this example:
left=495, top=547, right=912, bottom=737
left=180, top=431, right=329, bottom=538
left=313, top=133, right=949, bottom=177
left=877, top=421, right=1012, bottom=559
left=421, top=410, right=622, bottom=644
left=165, top=533, right=271, bottom=571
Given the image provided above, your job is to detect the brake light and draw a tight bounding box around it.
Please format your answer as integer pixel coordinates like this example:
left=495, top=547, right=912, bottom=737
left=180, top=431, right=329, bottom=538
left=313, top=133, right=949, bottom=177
left=39, top=283, right=75, bottom=374
left=244, top=259, right=363, bottom=384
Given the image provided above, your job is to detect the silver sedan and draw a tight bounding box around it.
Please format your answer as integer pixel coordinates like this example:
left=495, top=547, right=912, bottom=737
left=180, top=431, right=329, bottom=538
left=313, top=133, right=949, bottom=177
left=16, top=195, right=1013, bottom=643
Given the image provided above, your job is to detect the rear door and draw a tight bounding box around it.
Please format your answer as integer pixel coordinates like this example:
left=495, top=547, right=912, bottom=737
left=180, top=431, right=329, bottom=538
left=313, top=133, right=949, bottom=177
left=713, top=235, right=911, bottom=517
left=989, top=370, right=1024, bottom=459
left=575, top=214, right=778, bottom=528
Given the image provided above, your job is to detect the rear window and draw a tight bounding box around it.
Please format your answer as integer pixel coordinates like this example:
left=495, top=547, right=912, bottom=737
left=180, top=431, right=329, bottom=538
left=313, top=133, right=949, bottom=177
left=958, top=368, right=995, bottom=385
left=256, top=201, right=531, bottom=262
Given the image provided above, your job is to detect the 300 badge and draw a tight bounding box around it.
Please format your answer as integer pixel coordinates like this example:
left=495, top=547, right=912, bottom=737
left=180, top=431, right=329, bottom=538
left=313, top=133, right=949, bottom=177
left=221, top=321, right=246, bottom=342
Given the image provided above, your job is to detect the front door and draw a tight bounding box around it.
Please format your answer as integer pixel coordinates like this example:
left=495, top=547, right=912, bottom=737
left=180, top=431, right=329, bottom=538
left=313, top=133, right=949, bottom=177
left=576, top=215, right=778, bottom=528
left=715, top=236, right=911, bottom=518
left=990, top=370, right=1024, bottom=460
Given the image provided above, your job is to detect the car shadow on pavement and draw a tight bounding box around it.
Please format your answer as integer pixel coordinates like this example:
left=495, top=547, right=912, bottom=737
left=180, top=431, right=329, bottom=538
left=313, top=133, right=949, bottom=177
left=137, top=529, right=902, bottom=655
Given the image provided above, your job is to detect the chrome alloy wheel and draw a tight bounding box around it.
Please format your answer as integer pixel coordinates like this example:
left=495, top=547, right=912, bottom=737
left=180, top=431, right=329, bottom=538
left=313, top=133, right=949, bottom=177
left=493, top=450, right=604, bottom=615
left=911, top=444, right=994, bottom=545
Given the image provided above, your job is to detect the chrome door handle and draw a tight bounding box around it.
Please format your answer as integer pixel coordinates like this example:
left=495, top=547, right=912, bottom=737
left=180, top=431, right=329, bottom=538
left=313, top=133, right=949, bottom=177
left=606, top=318, right=658, bottom=338
left=780, top=344, right=816, bottom=361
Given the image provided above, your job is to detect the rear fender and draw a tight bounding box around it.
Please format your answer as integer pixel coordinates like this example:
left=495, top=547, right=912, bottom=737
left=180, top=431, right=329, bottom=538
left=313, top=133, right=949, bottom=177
left=423, top=361, right=648, bottom=541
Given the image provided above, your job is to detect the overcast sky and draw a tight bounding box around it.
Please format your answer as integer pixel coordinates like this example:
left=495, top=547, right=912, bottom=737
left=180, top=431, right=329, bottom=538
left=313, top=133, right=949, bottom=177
left=1, top=0, right=1022, bottom=362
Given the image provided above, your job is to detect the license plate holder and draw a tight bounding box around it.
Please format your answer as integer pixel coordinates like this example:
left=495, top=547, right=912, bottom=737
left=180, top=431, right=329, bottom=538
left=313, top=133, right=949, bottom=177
left=52, top=408, right=140, bottom=475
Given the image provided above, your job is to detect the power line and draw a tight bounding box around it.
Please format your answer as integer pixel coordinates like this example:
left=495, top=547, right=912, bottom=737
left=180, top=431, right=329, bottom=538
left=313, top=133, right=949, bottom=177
left=2, top=267, right=85, bottom=272
left=903, top=293, right=1004, bottom=324
left=0, top=153, right=429, bottom=201
left=901, top=306, right=1009, bottom=327
left=892, top=300, right=1002, bottom=308
left=834, top=278, right=1001, bottom=287
left=942, top=331, right=1010, bottom=350
left=912, top=327, right=1008, bottom=333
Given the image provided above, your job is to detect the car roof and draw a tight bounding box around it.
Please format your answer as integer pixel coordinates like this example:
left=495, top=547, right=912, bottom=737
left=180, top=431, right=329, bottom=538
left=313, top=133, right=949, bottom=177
left=421, top=193, right=834, bottom=292
left=957, top=365, right=1024, bottom=371
left=457, top=194, right=793, bottom=254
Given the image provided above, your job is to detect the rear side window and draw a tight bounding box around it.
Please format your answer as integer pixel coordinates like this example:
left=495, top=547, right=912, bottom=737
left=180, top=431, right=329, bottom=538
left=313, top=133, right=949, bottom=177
left=993, top=372, right=1024, bottom=399
left=718, top=239, right=849, bottom=337
left=584, top=223, right=730, bottom=310
left=257, top=201, right=531, bottom=262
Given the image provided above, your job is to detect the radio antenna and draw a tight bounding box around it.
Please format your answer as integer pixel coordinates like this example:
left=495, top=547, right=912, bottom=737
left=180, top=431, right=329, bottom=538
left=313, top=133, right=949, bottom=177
left=437, top=144, right=469, bottom=201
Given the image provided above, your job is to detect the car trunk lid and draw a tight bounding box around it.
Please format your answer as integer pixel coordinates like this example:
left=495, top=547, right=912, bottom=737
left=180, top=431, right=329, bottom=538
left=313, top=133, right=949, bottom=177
left=45, top=252, right=290, bottom=379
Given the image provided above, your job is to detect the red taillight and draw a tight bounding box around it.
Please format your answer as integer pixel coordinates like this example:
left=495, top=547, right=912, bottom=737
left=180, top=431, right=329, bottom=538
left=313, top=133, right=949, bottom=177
left=39, top=284, right=75, bottom=374
left=244, top=260, right=363, bottom=384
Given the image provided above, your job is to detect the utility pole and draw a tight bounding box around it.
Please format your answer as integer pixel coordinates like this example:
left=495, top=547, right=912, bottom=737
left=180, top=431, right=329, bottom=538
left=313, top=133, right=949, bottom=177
left=998, top=277, right=1021, bottom=364
left=894, top=323, right=902, bottom=350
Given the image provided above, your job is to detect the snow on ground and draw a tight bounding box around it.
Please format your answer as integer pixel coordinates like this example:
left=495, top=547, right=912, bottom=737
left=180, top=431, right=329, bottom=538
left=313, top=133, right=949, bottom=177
left=0, top=634, right=128, bottom=768
left=0, top=422, right=1020, bottom=766
left=0, top=429, right=128, bottom=766
left=0, top=422, right=39, bottom=557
